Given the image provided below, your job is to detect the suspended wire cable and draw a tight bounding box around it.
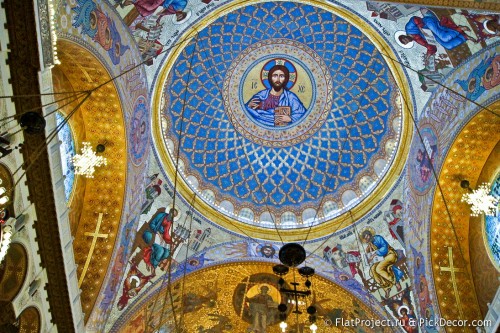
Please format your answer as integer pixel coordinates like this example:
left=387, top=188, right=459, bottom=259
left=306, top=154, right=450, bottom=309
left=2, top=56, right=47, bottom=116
left=5, top=92, right=92, bottom=199
left=176, top=194, right=196, bottom=329
left=302, top=59, right=399, bottom=253
left=380, top=52, right=500, bottom=118
left=0, top=90, right=88, bottom=124
left=0, top=90, right=91, bottom=98
left=155, top=193, right=197, bottom=332
left=195, top=30, right=286, bottom=244
left=8, top=91, right=90, bottom=180
left=393, top=73, right=476, bottom=286
left=144, top=32, right=200, bottom=333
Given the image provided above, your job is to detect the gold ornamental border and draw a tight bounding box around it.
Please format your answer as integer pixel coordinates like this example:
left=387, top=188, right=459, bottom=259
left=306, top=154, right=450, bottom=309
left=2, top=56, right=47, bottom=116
left=152, top=0, right=413, bottom=241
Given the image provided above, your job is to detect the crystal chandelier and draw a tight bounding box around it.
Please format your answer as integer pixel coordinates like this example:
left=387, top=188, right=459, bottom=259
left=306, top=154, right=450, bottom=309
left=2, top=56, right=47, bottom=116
left=0, top=186, right=9, bottom=206
left=0, top=224, right=12, bottom=264
left=72, top=142, right=107, bottom=178
left=461, top=181, right=499, bottom=217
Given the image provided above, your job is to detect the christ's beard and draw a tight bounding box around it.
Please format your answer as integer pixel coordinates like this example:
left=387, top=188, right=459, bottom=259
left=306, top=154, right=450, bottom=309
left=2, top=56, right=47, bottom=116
left=272, top=83, right=283, bottom=92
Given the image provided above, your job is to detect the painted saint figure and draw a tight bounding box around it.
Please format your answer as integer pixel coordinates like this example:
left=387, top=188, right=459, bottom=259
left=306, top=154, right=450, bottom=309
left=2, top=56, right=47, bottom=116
left=117, top=264, right=155, bottom=310
left=416, top=142, right=437, bottom=183
left=246, top=285, right=277, bottom=333
left=361, top=229, right=403, bottom=298
left=245, top=65, right=307, bottom=127
left=398, top=9, right=477, bottom=60
left=120, top=0, right=188, bottom=22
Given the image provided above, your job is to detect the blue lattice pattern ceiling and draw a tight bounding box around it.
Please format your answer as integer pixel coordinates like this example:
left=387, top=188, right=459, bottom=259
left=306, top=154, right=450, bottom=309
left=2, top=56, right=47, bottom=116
left=160, top=2, right=401, bottom=226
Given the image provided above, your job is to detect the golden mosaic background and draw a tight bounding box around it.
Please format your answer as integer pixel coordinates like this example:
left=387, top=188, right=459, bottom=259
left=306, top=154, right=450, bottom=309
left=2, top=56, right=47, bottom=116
left=120, top=262, right=389, bottom=333
left=0, top=243, right=27, bottom=302
left=431, top=106, right=500, bottom=331
left=56, top=40, right=127, bottom=320
left=18, top=307, right=41, bottom=333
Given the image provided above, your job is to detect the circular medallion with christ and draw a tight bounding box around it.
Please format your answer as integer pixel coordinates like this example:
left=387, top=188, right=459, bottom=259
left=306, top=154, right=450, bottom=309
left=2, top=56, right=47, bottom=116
left=224, top=38, right=332, bottom=147
left=157, top=1, right=408, bottom=232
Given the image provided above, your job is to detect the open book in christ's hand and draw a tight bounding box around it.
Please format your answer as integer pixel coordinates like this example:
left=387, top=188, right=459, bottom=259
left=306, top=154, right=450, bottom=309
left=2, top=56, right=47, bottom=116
left=274, top=106, right=291, bottom=126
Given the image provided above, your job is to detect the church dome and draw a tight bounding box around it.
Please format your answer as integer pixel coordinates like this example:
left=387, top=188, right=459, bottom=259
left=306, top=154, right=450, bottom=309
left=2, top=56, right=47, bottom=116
left=153, top=1, right=410, bottom=239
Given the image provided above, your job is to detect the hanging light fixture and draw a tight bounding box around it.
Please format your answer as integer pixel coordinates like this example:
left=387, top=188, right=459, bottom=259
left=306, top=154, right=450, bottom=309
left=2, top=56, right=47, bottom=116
left=72, top=142, right=107, bottom=178
left=0, top=187, right=8, bottom=205
left=0, top=224, right=12, bottom=264
left=273, top=243, right=318, bottom=332
left=460, top=180, right=499, bottom=217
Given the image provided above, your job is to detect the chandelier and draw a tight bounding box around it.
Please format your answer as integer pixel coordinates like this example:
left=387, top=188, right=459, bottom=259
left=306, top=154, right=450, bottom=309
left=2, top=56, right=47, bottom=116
left=0, top=224, right=12, bottom=264
left=72, top=142, right=107, bottom=178
left=461, top=180, right=499, bottom=217
left=0, top=178, right=9, bottom=206
left=273, top=243, right=318, bottom=332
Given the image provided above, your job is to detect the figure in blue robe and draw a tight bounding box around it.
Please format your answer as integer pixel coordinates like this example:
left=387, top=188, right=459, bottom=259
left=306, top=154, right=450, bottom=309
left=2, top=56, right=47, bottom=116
left=245, top=64, right=307, bottom=127
left=362, top=230, right=404, bottom=298
left=245, top=89, right=307, bottom=127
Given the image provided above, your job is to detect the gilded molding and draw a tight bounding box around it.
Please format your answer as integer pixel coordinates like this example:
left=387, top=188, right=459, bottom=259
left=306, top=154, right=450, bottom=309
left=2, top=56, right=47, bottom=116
left=35, top=0, right=55, bottom=68
left=374, top=0, right=500, bottom=11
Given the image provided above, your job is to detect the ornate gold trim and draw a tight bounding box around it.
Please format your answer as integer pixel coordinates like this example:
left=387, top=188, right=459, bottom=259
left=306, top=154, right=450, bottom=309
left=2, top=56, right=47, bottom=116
left=373, top=0, right=500, bottom=11
left=152, top=0, right=413, bottom=241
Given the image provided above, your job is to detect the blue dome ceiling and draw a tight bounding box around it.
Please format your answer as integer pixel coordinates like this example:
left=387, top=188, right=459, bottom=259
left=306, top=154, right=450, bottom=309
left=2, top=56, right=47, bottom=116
left=158, top=1, right=403, bottom=228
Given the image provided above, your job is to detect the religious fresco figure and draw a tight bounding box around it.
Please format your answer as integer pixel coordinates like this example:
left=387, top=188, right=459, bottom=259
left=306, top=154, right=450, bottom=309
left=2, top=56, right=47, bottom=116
left=415, top=139, right=437, bottom=184
left=245, top=64, right=307, bottom=127
left=72, top=0, right=129, bottom=64
left=142, top=207, right=178, bottom=245
left=117, top=264, right=155, bottom=310
left=120, top=0, right=188, bottom=22
left=245, top=285, right=278, bottom=333
left=455, top=53, right=500, bottom=101
left=397, top=306, right=417, bottom=333
left=383, top=199, right=405, bottom=246
left=398, top=9, right=477, bottom=62
left=464, top=12, right=500, bottom=40
left=361, top=228, right=403, bottom=298
left=141, top=176, right=162, bottom=215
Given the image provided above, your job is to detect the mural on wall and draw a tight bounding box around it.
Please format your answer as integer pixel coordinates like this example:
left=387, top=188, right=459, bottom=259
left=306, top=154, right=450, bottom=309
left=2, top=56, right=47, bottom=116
left=56, top=0, right=500, bottom=330
left=111, top=170, right=221, bottom=317
left=72, top=0, right=130, bottom=64
left=55, top=0, right=151, bottom=329
left=410, top=245, right=438, bottom=333
left=158, top=0, right=405, bottom=231
left=455, top=52, right=500, bottom=101
left=404, top=41, right=500, bottom=328
left=321, top=193, right=418, bottom=332
left=366, top=5, right=500, bottom=95
left=113, top=263, right=388, bottom=333
left=408, top=124, right=438, bottom=194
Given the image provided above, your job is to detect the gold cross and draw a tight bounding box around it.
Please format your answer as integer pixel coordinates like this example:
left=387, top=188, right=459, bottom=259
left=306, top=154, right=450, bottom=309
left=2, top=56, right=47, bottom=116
left=439, top=246, right=465, bottom=320
left=78, top=213, right=108, bottom=287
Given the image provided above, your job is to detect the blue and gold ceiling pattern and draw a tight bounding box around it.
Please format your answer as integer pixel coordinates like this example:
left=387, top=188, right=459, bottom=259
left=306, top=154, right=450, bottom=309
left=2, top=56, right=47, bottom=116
left=159, top=1, right=403, bottom=227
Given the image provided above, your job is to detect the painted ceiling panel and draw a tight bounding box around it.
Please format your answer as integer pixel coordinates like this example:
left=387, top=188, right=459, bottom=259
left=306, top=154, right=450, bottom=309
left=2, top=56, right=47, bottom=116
left=50, top=0, right=500, bottom=331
